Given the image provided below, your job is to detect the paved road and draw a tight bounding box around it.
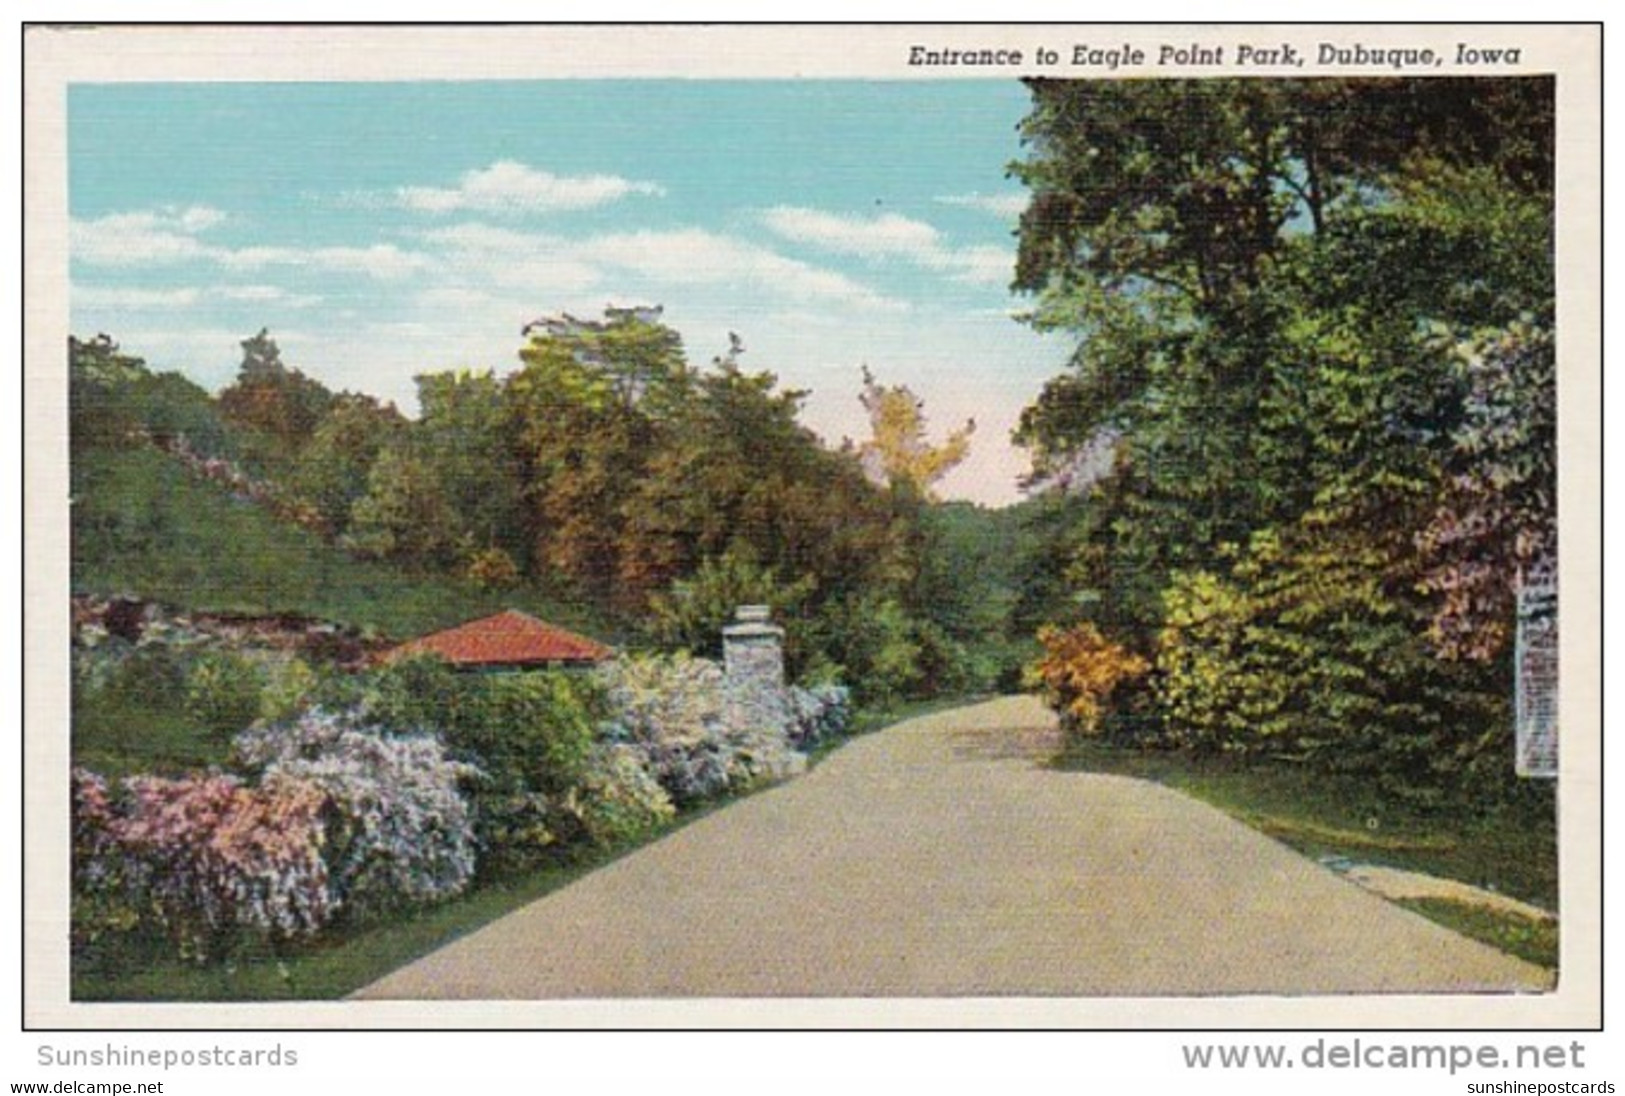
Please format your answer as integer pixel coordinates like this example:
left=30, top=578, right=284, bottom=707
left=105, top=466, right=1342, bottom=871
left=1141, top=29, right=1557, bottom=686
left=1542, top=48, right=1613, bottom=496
left=353, top=697, right=1552, bottom=998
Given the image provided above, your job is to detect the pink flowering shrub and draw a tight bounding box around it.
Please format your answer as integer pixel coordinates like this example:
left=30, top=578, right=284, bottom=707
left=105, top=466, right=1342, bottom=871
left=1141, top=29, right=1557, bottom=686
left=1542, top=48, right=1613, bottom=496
left=73, top=767, right=331, bottom=962
left=71, top=769, right=141, bottom=950
left=73, top=707, right=482, bottom=962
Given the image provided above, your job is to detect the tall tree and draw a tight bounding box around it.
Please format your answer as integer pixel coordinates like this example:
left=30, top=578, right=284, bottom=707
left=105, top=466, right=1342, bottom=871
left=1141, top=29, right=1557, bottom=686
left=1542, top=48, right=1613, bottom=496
left=415, top=368, right=527, bottom=566
left=290, top=393, right=404, bottom=537
left=70, top=335, right=229, bottom=457
left=1011, top=77, right=1554, bottom=627
left=217, top=329, right=335, bottom=457
left=506, top=310, right=684, bottom=604
left=342, top=444, right=466, bottom=568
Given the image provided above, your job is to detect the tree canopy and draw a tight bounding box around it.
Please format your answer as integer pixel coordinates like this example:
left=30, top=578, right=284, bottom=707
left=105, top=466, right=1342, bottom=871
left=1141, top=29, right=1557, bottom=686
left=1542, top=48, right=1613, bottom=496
left=1011, top=77, right=1556, bottom=801
left=71, top=308, right=1035, bottom=706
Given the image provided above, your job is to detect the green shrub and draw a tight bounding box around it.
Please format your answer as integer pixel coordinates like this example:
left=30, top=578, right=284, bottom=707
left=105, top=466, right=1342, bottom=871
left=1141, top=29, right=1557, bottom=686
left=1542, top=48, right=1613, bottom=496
left=448, top=672, right=603, bottom=796
left=362, top=657, right=608, bottom=873
left=1153, top=527, right=1520, bottom=805
left=1153, top=570, right=1276, bottom=752
left=103, top=643, right=191, bottom=712
left=646, top=551, right=816, bottom=663
left=259, top=657, right=318, bottom=724
left=567, top=744, right=677, bottom=847
left=184, top=652, right=266, bottom=738
left=910, top=620, right=977, bottom=698
left=362, top=653, right=464, bottom=733
left=816, top=595, right=923, bottom=706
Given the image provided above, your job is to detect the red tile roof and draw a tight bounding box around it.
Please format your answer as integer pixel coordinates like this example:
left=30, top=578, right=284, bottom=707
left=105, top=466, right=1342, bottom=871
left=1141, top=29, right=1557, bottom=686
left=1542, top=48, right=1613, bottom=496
left=389, top=609, right=613, bottom=668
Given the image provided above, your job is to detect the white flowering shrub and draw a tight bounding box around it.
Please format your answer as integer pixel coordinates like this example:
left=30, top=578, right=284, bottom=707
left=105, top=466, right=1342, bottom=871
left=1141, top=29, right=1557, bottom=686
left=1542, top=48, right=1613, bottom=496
left=724, top=716, right=808, bottom=788
left=596, top=654, right=807, bottom=804
left=597, top=654, right=734, bottom=803
left=235, top=708, right=480, bottom=921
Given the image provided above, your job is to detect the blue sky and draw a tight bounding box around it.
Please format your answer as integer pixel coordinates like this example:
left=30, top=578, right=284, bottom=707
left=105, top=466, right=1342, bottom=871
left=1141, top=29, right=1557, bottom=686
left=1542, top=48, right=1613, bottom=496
left=68, top=80, right=1071, bottom=505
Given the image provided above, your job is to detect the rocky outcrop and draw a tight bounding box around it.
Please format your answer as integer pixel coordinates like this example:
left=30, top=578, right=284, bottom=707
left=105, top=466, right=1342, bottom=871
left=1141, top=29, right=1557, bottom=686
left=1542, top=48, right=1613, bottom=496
left=71, top=595, right=390, bottom=669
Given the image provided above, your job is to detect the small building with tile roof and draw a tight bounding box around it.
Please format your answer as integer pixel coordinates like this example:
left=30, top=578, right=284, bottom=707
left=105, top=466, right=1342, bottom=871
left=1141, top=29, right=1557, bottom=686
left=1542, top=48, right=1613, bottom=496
left=386, top=609, right=614, bottom=671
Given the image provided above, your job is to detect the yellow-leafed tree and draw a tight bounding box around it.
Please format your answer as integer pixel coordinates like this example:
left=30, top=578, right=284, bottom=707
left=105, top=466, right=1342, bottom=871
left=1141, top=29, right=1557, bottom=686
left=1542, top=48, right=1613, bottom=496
left=855, top=366, right=975, bottom=499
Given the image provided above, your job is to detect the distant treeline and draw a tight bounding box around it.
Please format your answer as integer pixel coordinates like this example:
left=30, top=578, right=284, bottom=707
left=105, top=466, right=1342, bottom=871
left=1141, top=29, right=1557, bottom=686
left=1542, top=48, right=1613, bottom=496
left=70, top=314, right=1035, bottom=703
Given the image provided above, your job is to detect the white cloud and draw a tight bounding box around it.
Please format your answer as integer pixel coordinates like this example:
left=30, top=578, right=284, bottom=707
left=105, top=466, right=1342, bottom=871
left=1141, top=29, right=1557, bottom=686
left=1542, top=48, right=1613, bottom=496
left=760, top=205, right=1014, bottom=288
left=761, top=207, right=943, bottom=259
left=950, top=244, right=1020, bottom=288
left=73, top=283, right=322, bottom=312
left=420, top=223, right=604, bottom=297
left=176, top=206, right=229, bottom=232
left=936, top=192, right=1029, bottom=218
left=413, top=286, right=503, bottom=312
left=73, top=205, right=429, bottom=281
left=217, top=243, right=430, bottom=280
left=412, top=221, right=905, bottom=314
left=485, top=257, right=607, bottom=297
left=419, top=222, right=552, bottom=254
left=589, top=228, right=908, bottom=313
left=306, top=245, right=429, bottom=280
left=69, top=207, right=225, bottom=266
left=216, top=284, right=320, bottom=307
left=394, top=161, right=664, bottom=215
left=73, top=286, right=202, bottom=309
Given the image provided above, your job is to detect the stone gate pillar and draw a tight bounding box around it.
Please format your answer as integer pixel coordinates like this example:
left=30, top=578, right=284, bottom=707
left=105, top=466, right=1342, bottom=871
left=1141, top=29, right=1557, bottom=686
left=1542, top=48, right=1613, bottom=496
left=722, top=604, right=785, bottom=695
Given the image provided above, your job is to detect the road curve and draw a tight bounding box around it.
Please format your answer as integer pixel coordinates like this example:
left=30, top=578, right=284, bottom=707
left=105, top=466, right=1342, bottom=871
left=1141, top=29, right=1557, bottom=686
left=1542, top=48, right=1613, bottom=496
left=353, top=696, right=1552, bottom=998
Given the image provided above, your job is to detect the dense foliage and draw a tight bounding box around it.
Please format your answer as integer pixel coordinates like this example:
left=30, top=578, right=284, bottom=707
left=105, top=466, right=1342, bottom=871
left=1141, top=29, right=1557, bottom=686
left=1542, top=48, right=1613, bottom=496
left=67, top=299, right=1022, bottom=975
left=1010, top=77, right=1556, bottom=803
left=71, top=310, right=1034, bottom=705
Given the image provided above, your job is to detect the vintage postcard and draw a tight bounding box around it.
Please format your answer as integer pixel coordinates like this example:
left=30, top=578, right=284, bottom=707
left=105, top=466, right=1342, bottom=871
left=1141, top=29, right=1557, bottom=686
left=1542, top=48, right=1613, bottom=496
left=21, top=23, right=1601, bottom=1033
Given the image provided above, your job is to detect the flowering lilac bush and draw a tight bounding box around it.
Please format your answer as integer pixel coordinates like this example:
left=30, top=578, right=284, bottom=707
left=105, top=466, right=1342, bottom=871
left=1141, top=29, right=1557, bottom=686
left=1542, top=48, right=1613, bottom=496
left=70, top=768, right=142, bottom=951
left=597, top=654, right=732, bottom=803
left=72, top=705, right=483, bottom=962
left=596, top=654, right=806, bottom=805
left=72, top=646, right=845, bottom=968
left=72, top=767, right=332, bottom=961
left=784, top=683, right=853, bottom=751
left=235, top=708, right=480, bottom=920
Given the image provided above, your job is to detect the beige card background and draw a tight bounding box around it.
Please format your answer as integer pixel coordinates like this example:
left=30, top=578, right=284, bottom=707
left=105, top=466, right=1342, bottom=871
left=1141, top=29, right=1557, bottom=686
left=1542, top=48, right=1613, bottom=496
left=22, top=22, right=1602, bottom=1030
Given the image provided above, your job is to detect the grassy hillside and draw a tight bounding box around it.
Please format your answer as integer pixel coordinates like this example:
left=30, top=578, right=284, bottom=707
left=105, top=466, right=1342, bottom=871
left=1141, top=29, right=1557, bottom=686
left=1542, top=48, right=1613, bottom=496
left=71, top=445, right=622, bottom=644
